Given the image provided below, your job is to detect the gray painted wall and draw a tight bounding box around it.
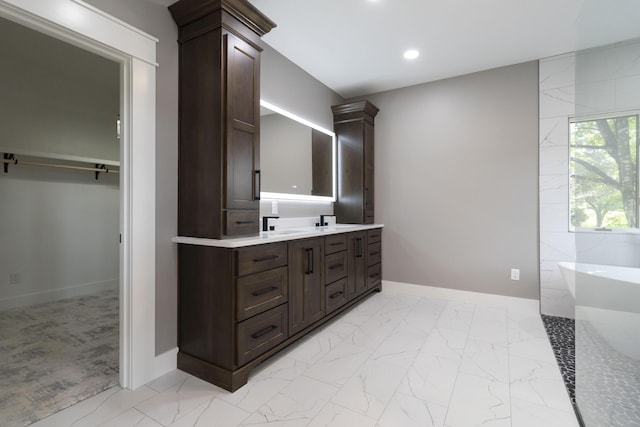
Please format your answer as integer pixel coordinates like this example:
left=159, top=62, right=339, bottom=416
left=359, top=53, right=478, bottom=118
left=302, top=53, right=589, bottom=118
left=0, top=18, right=120, bottom=308
left=84, top=0, right=179, bottom=354
left=360, top=61, right=540, bottom=300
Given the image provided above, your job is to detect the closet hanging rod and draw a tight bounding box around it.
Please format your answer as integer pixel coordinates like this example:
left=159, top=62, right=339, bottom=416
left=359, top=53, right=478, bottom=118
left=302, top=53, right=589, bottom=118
left=2, top=156, right=119, bottom=178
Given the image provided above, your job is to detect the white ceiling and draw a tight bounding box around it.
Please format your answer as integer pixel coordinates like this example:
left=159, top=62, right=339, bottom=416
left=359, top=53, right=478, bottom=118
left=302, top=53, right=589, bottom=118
left=245, top=0, right=640, bottom=98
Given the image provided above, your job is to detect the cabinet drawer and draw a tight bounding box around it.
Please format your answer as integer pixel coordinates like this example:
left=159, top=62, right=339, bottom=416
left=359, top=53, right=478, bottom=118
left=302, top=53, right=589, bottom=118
left=236, top=304, right=288, bottom=366
left=367, top=229, right=382, bottom=244
left=325, top=251, right=348, bottom=284
left=236, top=243, right=287, bottom=276
left=325, top=234, right=347, bottom=254
left=367, top=263, right=381, bottom=288
left=325, top=278, right=347, bottom=314
left=367, top=242, right=381, bottom=266
left=236, top=266, right=288, bottom=321
left=225, top=210, right=259, bottom=236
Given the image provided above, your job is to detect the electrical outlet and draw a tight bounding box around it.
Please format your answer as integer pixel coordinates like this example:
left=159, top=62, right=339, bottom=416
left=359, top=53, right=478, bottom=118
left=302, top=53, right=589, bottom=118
left=271, top=201, right=278, bottom=214
left=510, top=268, right=520, bottom=281
left=9, top=273, right=21, bottom=285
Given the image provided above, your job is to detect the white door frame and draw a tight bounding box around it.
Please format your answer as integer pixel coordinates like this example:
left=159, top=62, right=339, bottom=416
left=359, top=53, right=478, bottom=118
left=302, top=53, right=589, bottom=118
left=0, top=0, right=171, bottom=389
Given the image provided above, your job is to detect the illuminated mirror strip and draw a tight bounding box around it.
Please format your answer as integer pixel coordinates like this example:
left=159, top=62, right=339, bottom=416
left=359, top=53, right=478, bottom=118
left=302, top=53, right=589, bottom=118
left=260, top=99, right=336, bottom=202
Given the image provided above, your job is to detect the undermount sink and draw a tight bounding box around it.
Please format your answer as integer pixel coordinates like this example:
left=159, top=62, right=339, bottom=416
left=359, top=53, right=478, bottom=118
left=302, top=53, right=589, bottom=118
left=263, top=229, right=307, bottom=236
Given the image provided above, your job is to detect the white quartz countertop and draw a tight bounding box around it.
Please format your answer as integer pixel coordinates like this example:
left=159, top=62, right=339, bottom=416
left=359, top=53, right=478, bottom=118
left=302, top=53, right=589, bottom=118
left=172, top=224, right=384, bottom=248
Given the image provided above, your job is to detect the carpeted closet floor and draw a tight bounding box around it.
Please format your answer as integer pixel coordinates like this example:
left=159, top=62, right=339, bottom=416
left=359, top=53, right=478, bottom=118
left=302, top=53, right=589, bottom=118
left=0, top=289, right=118, bottom=427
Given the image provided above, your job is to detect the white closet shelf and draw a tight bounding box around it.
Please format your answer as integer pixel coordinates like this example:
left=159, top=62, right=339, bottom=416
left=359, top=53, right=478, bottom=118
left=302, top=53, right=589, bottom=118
left=0, top=147, right=120, bottom=167
left=2, top=148, right=120, bottom=179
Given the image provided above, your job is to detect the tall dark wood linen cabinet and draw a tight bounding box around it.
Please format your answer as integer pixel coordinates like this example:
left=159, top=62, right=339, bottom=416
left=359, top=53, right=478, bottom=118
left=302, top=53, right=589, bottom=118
left=169, top=0, right=275, bottom=239
left=332, top=101, right=380, bottom=224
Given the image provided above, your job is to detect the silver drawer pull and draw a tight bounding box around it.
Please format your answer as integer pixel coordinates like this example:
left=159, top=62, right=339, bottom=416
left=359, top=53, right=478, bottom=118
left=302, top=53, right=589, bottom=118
left=252, top=286, right=278, bottom=297
left=251, top=325, right=277, bottom=339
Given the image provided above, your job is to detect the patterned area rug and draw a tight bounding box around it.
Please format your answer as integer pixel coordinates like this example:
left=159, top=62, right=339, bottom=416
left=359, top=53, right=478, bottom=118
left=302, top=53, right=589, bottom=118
left=0, top=290, right=118, bottom=427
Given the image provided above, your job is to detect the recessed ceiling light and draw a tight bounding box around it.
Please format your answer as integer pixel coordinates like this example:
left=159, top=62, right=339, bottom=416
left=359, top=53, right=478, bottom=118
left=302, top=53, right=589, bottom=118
left=404, top=49, right=419, bottom=60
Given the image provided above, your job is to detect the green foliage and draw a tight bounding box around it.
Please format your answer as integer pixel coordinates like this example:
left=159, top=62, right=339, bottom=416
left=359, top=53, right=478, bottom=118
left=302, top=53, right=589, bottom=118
left=570, top=114, right=638, bottom=229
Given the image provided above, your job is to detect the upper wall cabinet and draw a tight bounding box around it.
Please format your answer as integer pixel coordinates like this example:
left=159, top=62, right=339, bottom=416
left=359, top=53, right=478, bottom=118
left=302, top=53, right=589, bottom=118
left=170, top=0, right=275, bottom=239
left=332, top=101, right=379, bottom=224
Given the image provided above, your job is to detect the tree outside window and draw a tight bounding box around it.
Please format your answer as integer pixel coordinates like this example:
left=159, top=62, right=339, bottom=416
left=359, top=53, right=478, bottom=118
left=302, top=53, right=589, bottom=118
left=569, top=114, right=638, bottom=230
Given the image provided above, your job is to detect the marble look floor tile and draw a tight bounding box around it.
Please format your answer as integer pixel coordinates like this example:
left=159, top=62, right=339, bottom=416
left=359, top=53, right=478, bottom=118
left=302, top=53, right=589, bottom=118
left=330, top=359, right=406, bottom=419
left=397, top=353, right=459, bottom=407
left=420, top=326, right=468, bottom=361
left=135, top=375, right=224, bottom=425
left=369, top=328, right=425, bottom=368
left=307, top=403, right=377, bottom=427
left=146, top=370, right=193, bottom=393
left=376, top=393, right=447, bottom=427
left=473, top=306, right=507, bottom=323
left=339, top=315, right=397, bottom=350
left=241, top=376, right=338, bottom=426
left=511, top=397, right=579, bottom=427
left=435, top=301, right=475, bottom=332
left=459, top=339, right=509, bottom=383
left=218, top=375, right=290, bottom=413
left=508, top=336, right=557, bottom=364
left=396, top=298, right=446, bottom=335
left=30, top=386, right=158, bottom=427
left=303, top=342, right=373, bottom=386
left=286, top=329, right=344, bottom=365
left=468, top=318, right=508, bottom=345
left=220, top=356, right=308, bottom=413
left=99, top=408, right=163, bottom=427
left=168, top=397, right=251, bottom=427
left=509, top=355, right=573, bottom=412
left=445, top=373, right=510, bottom=427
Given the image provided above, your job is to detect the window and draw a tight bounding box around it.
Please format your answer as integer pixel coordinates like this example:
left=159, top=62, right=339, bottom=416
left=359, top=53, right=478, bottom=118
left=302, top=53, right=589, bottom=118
left=569, top=113, right=638, bottom=231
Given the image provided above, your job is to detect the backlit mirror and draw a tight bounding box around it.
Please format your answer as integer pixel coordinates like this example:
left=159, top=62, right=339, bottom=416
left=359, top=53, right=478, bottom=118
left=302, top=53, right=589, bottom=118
left=260, top=100, right=335, bottom=201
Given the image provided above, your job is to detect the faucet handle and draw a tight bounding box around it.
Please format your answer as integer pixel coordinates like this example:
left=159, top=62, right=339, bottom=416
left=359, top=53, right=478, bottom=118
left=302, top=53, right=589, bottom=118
left=262, top=216, right=279, bottom=231
left=320, top=214, right=336, bottom=226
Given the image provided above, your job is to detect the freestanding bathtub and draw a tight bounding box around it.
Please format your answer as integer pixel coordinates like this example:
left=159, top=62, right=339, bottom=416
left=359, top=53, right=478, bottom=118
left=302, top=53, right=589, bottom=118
left=559, top=261, right=640, bottom=359
left=558, top=261, right=640, bottom=312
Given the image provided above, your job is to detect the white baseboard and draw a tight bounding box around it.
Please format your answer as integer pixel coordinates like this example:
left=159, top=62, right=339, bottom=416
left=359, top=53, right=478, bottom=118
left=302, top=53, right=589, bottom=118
left=151, top=347, right=179, bottom=383
left=0, top=279, right=118, bottom=311
left=382, top=280, right=540, bottom=312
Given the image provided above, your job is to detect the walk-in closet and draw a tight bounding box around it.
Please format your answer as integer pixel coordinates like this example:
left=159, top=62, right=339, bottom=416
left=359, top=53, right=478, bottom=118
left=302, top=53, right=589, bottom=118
left=0, top=16, right=121, bottom=426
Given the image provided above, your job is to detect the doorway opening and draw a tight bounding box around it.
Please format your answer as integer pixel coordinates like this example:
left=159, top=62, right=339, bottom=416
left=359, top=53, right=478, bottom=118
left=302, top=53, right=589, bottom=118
left=0, top=15, right=122, bottom=425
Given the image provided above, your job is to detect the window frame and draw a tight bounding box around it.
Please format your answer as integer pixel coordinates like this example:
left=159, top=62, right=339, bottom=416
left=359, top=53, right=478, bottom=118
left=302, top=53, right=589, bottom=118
left=568, top=110, right=640, bottom=234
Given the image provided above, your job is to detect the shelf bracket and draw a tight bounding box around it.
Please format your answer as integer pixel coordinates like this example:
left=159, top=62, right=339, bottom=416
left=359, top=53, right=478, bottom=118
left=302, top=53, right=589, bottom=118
left=95, top=164, right=107, bottom=180
left=3, top=153, right=16, bottom=174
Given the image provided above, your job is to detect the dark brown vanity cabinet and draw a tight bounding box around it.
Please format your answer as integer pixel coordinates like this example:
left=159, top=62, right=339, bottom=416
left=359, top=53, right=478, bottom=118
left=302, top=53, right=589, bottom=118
left=288, top=238, right=325, bottom=335
left=347, top=231, right=367, bottom=298
left=170, top=0, right=275, bottom=239
left=367, top=229, right=382, bottom=288
left=177, top=228, right=381, bottom=392
left=332, top=101, right=379, bottom=224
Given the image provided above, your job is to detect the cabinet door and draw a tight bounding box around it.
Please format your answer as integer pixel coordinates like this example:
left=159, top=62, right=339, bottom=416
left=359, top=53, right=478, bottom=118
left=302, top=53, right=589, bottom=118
left=346, top=231, right=367, bottom=299
left=335, top=120, right=364, bottom=223
left=288, top=238, right=325, bottom=335
left=224, top=33, right=260, bottom=211
left=364, top=121, right=374, bottom=223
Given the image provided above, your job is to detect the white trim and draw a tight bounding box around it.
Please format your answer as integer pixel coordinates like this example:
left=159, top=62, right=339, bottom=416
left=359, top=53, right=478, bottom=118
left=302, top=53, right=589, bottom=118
left=0, top=0, right=157, bottom=66
left=0, top=279, right=118, bottom=312
left=382, top=280, right=540, bottom=311
left=0, top=0, right=162, bottom=390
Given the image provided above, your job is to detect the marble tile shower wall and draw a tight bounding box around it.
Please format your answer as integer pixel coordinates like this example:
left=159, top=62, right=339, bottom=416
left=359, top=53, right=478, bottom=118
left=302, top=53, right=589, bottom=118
left=539, top=39, right=640, bottom=318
